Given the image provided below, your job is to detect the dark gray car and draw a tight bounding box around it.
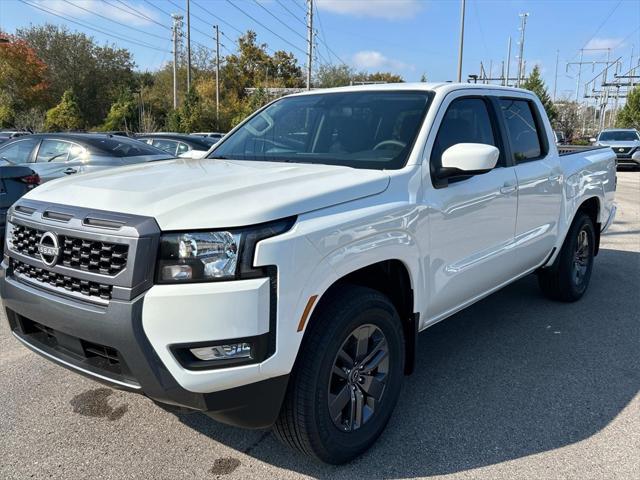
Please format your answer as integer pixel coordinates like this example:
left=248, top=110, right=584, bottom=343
left=0, top=164, right=39, bottom=243
left=0, top=133, right=173, bottom=182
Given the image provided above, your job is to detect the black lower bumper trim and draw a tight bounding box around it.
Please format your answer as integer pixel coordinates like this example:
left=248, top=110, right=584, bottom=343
left=1, top=267, right=289, bottom=429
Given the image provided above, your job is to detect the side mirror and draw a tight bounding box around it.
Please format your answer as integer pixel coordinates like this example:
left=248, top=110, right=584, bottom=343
left=589, top=137, right=597, bottom=143
left=438, top=143, right=499, bottom=180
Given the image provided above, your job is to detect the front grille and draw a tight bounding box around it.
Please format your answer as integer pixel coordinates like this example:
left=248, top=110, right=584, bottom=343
left=13, top=259, right=113, bottom=301
left=10, top=224, right=128, bottom=275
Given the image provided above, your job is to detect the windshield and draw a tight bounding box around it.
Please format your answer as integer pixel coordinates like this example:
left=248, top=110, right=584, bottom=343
left=90, top=136, right=170, bottom=157
left=209, top=91, right=432, bottom=170
left=598, top=130, right=639, bottom=142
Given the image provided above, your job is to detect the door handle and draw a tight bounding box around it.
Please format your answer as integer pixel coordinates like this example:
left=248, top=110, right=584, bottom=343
left=64, top=168, right=78, bottom=175
left=500, top=183, right=517, bottom=194
left=548, top=174, right=561, bottom=182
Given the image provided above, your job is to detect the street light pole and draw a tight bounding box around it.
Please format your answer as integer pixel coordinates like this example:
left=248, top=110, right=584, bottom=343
left=457, top=0, right=466, bottom=82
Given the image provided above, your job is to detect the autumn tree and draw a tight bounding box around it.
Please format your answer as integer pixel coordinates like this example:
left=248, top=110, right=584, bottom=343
left=17, top=24, right=135, bottom=126
left=616, top=86, right=640, bottom=130
left=45, top=89, right=82, bottom=131
left=0, top=33, right=49, bottom=127
left=521, top=65, right=557, bottom=123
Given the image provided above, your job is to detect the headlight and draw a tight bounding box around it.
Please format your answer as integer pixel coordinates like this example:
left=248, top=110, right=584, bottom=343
left=156, top=217, right=295, bottom=283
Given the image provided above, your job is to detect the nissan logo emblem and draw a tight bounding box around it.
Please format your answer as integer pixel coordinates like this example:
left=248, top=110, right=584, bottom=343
left=38, top=232, right=60, bottom=267
left=618, top=148, right=624, bottom=152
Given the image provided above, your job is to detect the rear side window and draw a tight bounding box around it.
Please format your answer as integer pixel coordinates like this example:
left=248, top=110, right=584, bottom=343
left=499, top=99, right=543, bottom=162
left=431, top=97, right=498, bottom=167
left=150, top=139, right=178, bottom=155
left=0, top=138, right=39, bottom=163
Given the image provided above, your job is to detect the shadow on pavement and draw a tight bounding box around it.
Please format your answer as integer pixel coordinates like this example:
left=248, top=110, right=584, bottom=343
left=177, top=248, right=640, bottom=478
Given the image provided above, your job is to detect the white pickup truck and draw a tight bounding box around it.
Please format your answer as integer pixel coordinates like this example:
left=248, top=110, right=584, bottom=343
left=1, top=84, right=616, bottom=464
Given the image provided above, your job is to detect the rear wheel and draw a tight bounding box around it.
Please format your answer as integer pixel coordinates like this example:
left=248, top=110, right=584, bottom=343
left=538, top=212, right=595, bottom=302
left=273, top=285, right=405, bottom=464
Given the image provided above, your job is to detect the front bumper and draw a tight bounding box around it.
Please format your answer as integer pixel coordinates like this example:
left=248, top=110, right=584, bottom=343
left=1, top=263, right=288, bottom=428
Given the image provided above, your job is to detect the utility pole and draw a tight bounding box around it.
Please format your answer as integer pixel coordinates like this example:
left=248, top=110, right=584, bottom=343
left=457, top=0, right=466, bottom=82
left=171, top=14, right=183, bottom=109
left=553, top=49, right=559, bottom=101
left=516, top=13, right=528, bottom=87
left=505, top=36, right=511, bottom=86
left=306, top=0, right=313, bottom=90
left=214, top=25, right=220, bottom=126
left=186, top=0, right=192, bottom=92
left=575, top=48, right=584, bottom=102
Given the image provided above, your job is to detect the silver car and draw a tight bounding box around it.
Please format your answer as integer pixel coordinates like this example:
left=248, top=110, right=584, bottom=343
left=0, top=133, right=173, bottom=183
left=594, top=129, right=640, bottom=168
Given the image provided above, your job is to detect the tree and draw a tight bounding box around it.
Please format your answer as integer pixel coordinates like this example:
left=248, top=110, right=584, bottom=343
left=521, top=65, right=557, bottom=123
left=101, top=90, right=137, bottom=132
left=17, top=25, right=135, bottom=126
left=316, top=64, right=353, bottom=88
left=553, top=100, right=581, bottom=140
left=0, top=33, right=49, bottom=126
left=616, top=86, right=640, bottom=130
left=352, top=71, right=404, bottom=84
left=45, top=89, right=82, bottom=131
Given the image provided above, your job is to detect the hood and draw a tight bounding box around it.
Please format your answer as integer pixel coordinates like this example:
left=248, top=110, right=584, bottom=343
left=24, top=158, right=390, bottom=230
left=597, top=140, right=640, bottom=147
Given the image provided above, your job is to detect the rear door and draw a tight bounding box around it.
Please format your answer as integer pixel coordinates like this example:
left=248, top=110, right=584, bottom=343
left=425, top=92, right=519, bottom=321
left=498, top=97, right=563, bottom=270
left=32, top=139, right=86, bottom=182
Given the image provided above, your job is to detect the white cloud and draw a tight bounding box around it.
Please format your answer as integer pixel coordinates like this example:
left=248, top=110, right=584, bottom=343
left=352, top=50, right=412, bottom=71
left=317, top=0, right=424, bottom=20
left=34, top=0, right=161, bottom=27
left=584, top=37, right=624, bottom=51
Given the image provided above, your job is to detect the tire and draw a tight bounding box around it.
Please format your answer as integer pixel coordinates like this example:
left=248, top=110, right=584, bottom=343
left=538, top=212, right=596, bottom=302
left=273, top=285, right=405, bottom=464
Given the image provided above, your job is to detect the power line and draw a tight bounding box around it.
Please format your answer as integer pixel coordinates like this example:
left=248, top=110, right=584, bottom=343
left=63, top=0, right=166, bottom=41
left=275, top=0, right=307, bottom=27
left=224, top=0, right=307, bottom=55
left=571, top=0, right=623, bottom=61
left=191, top=0, right=243, bottom=35
left=252, top=0, right=307, bottom=42
left=107, top=0, right=170, bottom=30
left=313, top=3, right=347, bottom=65
left=19, top=0, right=170, bottom=52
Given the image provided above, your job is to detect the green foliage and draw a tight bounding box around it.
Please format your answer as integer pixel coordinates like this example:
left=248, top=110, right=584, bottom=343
left=0, top=91, right=15, bottom=128
left=16, top=24, right=134, bottom=125
left=101, top=90, right=137, bottom=132
left=521, top=66, right=557, bottom=123
left=44, top=89, right=82, bottom=131
left=616, top=86, right=640, bottom=130
left=316, top=65, right=404, bottom=88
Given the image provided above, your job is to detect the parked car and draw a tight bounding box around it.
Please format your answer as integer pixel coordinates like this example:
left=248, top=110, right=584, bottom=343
left=592, top=128, right=640, bottom=168
left=1, top=84, right=616, bottom=464
left=190, top=132, right=225, bottom=142
left=0, top=165, right=39, bottom=243
left=136, top=133, right=216, bottom=158
left=0, top=133, right=173, bottom=182
left=0, top=130, right=30, bottom=145
left=553, top=130, right=566, bottom=145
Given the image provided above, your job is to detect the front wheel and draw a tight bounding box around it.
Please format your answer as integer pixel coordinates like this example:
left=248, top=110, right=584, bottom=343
left=538, top=212, right=596, bottom=302
left=273, top=285, right=405, bottom=464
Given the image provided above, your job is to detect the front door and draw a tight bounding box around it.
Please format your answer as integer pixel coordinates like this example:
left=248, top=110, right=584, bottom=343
left=424, top=94, right=519, bottom=321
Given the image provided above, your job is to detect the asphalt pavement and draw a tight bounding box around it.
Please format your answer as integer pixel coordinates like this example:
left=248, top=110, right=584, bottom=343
left=1, top=172, right=638, bottom=480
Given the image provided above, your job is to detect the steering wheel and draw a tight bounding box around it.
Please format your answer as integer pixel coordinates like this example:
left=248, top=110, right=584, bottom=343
left=373, top=139, right=406, bottom=151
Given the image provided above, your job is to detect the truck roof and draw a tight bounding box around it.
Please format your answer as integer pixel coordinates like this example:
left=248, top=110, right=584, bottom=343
left=287, top=82, right=533, bottom=97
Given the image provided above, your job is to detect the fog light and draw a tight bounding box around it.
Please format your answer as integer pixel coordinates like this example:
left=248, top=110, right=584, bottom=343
left=161, top=264, right=193, bottom=281
left=190, top=343, right=252, bottom=361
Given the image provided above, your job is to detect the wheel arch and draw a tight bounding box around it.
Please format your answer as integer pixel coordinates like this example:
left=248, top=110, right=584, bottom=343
left=304, top=259, right=419, bottom=375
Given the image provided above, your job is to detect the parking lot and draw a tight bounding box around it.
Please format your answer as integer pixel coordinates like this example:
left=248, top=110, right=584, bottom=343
left=0, top=171, right=637, bottom=480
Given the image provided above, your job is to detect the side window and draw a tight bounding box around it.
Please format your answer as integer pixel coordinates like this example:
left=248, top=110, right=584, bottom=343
left=0, top=138, right=39, bottom=163
left=499, top=99, right=543, bottom=162
left=431, top=97, right=498, bottom=168
left=177, top=142, right=190, bottom=155
left=151, top=139, right=178, bottom=155
left=36, top=140, right=72, bottom=163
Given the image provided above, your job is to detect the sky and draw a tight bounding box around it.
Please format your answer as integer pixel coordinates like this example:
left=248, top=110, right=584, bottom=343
left=1, top=0, right=639, bottom=101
